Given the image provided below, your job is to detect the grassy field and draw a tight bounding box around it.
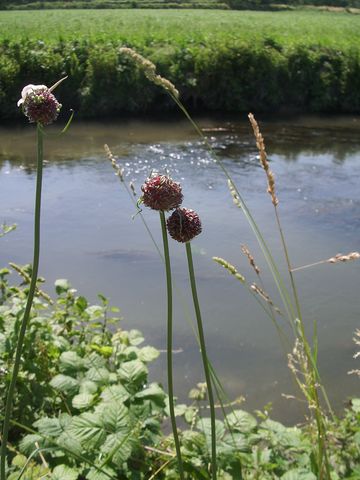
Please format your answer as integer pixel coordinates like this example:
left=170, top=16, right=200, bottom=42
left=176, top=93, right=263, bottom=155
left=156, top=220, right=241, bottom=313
left=1, top=9, right=360, bottom=117
left=0, top=9, right=359, bottom=49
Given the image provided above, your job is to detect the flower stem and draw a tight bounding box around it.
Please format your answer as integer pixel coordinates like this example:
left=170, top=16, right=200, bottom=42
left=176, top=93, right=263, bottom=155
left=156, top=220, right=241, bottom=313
left=186, top=242, right=217, bottom=480
left=159, top=211, right=185, bottom=480
left=0, top=123, right=44, bottom=480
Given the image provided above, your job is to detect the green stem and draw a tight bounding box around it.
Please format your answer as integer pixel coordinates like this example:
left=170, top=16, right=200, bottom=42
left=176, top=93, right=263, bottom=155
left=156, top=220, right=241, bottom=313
left=186, top=242, right=217, bottom=480
left=0, top=123, right=44, bottom=480
left=159, top=211, right=185, bottom=480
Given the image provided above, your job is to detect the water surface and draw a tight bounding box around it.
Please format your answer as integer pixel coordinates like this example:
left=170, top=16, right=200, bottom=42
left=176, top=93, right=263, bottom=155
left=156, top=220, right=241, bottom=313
left=1, top=115, right=360, bottom=423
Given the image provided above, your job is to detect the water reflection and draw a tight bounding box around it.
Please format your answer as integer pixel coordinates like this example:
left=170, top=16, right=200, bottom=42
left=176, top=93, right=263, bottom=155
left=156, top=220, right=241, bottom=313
left=1, top=114, right=360, bottom=422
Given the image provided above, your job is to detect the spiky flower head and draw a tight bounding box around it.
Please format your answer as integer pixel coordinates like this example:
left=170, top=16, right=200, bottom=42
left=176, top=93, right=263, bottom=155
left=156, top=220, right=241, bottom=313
left=167, top=208, right=202, bottom=243
left=18, top=84, right=62, bottom=125
left=141, top=174, right=183, bottom=211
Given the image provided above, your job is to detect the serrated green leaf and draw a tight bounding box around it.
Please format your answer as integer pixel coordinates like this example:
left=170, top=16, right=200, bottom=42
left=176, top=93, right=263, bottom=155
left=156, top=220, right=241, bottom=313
left=128, top=329, right=144, bottom=346
left=84, top=352, right=106, bottom=369
left=138, top=346, right=160, bottom=362
left=34, top=417, right=62, bottom=437
left=281, top=470, right=317, bottom=480
left=86, top=367, right=110, bottom=385
left=135, top=382, right=166, bottom=405
left=118, top=360, right=148, bottom=385
left=72, top=393, right=95, bottom=410
left=351, top=398, right=360, bottom=413
left=52, top=464, right=79, bottom=480
left=68, top=413, right=106, bottom=449
left=80, top=380, right=98, bottom=395
left=86, top=466, right=117, bottom=480
left=100, top=384, right=130, bottom=404
left=226, top=410, right=257, bottom=433
left=59, top=351, right=85, bottom=374
left=19, top=434, right=44, bottom=455
left=11, top=454, right=27, bottom=468
left=55, top=279, right=71, bottom=295
left=50, top=374, right=79, bottom=395
left=56, top=432, right=83, bottom=457
left=198, top=418, right=226, bottom=442
left=100, top=432, right=135, bottom=467
left=99, top=402, right=129, bottom=433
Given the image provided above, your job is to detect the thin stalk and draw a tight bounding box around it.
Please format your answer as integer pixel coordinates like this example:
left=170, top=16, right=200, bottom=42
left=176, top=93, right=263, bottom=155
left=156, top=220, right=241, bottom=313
left=0, top=124, right=44, bottom=480
left=186, top=242, right=217, bottom=480
left=159, top=211, right=185, bottom=480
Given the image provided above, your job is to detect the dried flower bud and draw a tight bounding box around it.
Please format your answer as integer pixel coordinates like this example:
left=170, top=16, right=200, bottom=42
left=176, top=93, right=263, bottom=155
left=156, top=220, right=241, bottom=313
left=141, top=174, right=183, bottom=211
left=18, top=84, right=62, bottom=125
left=167, top=208, right=202, bottom=243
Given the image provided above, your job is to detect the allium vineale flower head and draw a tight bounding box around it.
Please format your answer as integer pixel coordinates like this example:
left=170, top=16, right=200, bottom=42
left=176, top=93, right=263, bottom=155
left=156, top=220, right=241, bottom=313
left=167, top=208, right=202, bottom=243
left=18, top=84, right=62, bottom=125
left=141, top=174, right=183, bottom=212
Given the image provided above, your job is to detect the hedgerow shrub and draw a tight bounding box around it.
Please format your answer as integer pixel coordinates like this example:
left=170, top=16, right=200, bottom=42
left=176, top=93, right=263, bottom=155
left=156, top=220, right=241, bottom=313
left=1, top=39, right=360, bottom=119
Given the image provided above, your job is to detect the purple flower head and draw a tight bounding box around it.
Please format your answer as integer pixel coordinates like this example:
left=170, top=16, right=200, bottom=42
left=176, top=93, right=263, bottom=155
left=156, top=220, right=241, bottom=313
left=18, top=84, right=62, bottom=125
left=167, top=208, right=202, bottom=243
left=141, top=174, right=183, bottom=212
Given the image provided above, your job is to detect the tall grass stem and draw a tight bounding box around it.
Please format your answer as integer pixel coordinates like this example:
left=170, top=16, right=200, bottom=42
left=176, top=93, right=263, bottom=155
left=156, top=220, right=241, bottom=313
left=0, top=124, right=44, bottom=480
left=159, top=211, right=185, bottom=479
left=185, top=242, right=217, bottom=479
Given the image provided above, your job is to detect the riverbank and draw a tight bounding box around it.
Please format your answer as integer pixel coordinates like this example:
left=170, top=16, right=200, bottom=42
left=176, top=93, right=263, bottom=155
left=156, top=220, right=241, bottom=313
left=0, top=10, right=360, bottom=119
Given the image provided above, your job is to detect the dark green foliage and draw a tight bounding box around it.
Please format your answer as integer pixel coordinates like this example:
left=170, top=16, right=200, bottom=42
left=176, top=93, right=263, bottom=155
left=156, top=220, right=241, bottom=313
left=1, top=269, right=360, bottom=478
left=1, top=39, right=360, bottom=120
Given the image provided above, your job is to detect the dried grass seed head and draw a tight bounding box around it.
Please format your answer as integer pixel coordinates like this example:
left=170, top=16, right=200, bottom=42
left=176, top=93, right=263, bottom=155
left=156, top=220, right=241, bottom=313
left=141, top=174, right=183, bottom=211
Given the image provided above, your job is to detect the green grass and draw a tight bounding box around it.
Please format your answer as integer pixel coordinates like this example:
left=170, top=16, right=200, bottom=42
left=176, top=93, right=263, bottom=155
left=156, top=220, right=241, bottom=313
left=0, top=9, right=359, bottom=49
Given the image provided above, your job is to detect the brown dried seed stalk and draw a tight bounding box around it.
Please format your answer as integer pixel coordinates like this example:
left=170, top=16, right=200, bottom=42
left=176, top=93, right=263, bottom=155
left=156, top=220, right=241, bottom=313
left=212, top=257, right=245, bottom=283
left=241, top=244, right=260, bottom=275
left=9, top=262, right=53, bottom=304
left=104, top=144, right=124, bottom=181
left=227, top=179, right=241, bottom=208
left=248, top=113, right=278, bottom=207
left=250, top=283, right=281, bottom=314
left=292, top=251, right=360, bottom=272
left=119, top=47, right=179, bottom=98
left=328, top=252, right=360, bottom=263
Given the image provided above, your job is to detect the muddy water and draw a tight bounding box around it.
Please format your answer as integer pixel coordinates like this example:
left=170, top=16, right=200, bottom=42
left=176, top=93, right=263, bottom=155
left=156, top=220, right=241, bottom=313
left=1, top=115, right=360, bottom=422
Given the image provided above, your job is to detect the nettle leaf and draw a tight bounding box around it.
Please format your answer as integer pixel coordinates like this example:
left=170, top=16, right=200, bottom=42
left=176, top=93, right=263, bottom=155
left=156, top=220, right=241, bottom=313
left=138, top=346, right=160, bottom=363
left=135, top=382, right=166, bottom=406
left=118, top=360, right=148, bottom=385
left=100, top=384, right=130, bottom=404
left=50, top=374, right=79, bottom=395
left=68, top=412, right=106, bottom=449
left=281, top=470, right=317, bottom=480
left=72, top=393, right=96, bottom=410
left=33, top=417, right=63, bottom=437
left=226, top=410, right=257, bottom=433
left=59, top=351, right=85, bottom=374
left=52, top=464, right=79, bottom=480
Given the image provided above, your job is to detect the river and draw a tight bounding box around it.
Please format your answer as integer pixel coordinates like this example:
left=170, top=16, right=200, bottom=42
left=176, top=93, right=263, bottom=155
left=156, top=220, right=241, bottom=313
left=1, top=114, right=359, bottom=422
